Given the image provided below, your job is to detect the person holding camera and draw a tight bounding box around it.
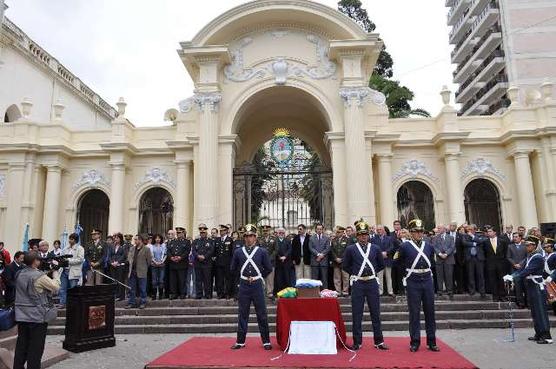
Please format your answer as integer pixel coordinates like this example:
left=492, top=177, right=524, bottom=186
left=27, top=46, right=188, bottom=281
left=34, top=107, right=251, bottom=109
left=13, top=252, right=60, bottom=369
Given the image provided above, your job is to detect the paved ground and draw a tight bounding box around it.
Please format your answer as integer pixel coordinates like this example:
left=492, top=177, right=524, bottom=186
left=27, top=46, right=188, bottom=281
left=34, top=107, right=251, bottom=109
left=46, top=329, right=555, bottom=369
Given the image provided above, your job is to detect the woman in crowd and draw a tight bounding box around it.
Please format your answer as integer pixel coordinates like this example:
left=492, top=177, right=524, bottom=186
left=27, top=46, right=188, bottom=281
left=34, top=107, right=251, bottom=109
left=108, top=233, right=128, bottom=301
left=149, top=234, right=167, bottom=300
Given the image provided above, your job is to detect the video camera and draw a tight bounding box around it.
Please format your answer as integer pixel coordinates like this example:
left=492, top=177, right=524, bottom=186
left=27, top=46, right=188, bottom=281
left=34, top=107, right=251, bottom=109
left=39, top=254, right=72, bottom=272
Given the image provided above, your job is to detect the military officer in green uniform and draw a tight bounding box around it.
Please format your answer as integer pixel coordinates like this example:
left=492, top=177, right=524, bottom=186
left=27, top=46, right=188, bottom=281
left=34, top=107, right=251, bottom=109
left=193, top=224, right=215, bottom=299
left=167, top=227, right=191, bottom=299
left=85, top=229, right=107, bottom=286
left=260, top=225, right=277, bottom=298
left=331, top=226, right=350, bottom=296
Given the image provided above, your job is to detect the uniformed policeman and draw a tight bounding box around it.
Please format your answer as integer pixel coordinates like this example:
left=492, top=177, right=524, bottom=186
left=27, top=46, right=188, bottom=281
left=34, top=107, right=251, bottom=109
left=85, top=229, right=107, bottom=286
left=342, top=220, right=388, bottom=351
left=544, top=238, right=556, bottom=282
left=230, top=224, right=273, bottom=350
left=215, top=224, right=234, bottom=299
left=260, top=225, right=277, bottom=298
left=511, top=235, right=553, bottom=344
left=396, top=219, right=440, bottom=352
left=167, top=227, right=191, bottom=299
left=192, top=224, right=215, bottom=299
left=331, top=226, right=350, bottom=296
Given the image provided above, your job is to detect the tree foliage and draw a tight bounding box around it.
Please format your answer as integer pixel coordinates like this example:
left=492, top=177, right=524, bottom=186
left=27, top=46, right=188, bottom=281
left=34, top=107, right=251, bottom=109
left=338, top=0, right=430, bottom=118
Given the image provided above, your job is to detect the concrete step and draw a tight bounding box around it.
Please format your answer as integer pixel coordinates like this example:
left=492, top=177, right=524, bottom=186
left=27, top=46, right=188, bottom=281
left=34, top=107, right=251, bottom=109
left=46, top=318, right=556, bottom=335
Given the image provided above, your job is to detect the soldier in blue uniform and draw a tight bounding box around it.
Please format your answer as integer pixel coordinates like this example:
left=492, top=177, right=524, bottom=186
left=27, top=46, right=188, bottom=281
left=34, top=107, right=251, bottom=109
left=510, top=235, right=553, bottom=344
left=192, top=224, right=215, bottom=299
left=230, top=224, right=273, bottom=350
left=543, top=238, right=556, bottom=315
left=396, top=219, right=440, bottom=352
left=342, top=220, right=388, bottom=351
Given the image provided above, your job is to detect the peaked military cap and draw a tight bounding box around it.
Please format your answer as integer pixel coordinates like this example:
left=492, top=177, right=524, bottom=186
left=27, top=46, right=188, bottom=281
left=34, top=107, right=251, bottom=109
left=525, top=235, right=540, bottom=245
left=91, top=229, right=102, bottom=235
left=355, top=220, right=370, bottom=235
left=219, top=224, right=229, bottom=230
left=335, top=226, right=346, bottom=232
left=543, top=238, right=555, bottom=246
left=244, top=224, right=258, bottom=236
left=237, top=225, right=246, bottom=233
left=408, top=219, right=424, bottom=232
left=198, top=223, right=208, bottom=230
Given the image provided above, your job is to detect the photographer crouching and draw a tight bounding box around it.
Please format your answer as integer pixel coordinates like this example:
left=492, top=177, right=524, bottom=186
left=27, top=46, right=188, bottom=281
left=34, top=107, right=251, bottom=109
left=13, top=252, right=60, bottom=369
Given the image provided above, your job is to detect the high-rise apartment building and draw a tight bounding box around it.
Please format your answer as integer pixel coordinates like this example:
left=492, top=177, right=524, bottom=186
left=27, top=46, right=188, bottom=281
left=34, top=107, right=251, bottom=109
left=447, top=0, right=556, bottom=115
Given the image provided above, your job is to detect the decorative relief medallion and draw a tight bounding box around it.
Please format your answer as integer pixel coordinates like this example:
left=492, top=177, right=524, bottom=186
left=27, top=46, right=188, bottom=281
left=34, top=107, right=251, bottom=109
left=135, top=167, right=176, bottom=189
left=392, top=160, right=437, bottom=182
left=179, top=92, right=222, bottom=113
left=461, top=158, right=506, bottom=181
left=339, top=86, right=386, bottom=107
left=88, top=305, right=106, bottom=331
left=72, top=169, right=110, bottom=191
left=0, top=174, right=5, bottom=197
left=223, top=30, right=337, bottom=85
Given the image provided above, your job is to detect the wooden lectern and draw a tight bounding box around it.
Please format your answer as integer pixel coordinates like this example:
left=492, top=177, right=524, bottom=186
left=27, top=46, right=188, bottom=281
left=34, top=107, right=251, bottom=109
left=63, top=284, right=117, bottom=353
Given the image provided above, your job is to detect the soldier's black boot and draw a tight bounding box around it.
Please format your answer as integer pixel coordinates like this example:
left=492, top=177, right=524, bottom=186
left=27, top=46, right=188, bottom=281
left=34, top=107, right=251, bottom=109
left=158, top=288, right=165, bottom=300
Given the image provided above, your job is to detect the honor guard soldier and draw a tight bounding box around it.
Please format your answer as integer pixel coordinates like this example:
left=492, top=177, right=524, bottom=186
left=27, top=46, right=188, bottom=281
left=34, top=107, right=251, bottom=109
left=331, top=226, right=350, bottom=296
left=193, top=224, right=215, bottom=299
left=230, top=224, right=273, bottom=350
left=510, top=236, right=553, bottom=344
left=215, top=224, right=234, bottom=299
left=545, top=238, right=556, bottom=282
left=260, top=225, right=277, bottom=298
left=396, top=219, right=440, bottom=352
left=342, top=220, right=388, bottom=351
left=167, top=227, right=191, bottom=299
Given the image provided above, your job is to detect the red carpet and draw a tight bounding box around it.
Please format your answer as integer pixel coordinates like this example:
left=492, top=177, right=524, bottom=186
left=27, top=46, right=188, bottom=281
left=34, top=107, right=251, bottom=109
left=146, top=337, right=478, bottom=369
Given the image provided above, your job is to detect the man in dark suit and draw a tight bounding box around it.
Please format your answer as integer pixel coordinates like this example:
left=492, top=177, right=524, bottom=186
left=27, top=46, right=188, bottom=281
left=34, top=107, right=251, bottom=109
left=506, top=232, right=528, bottom=307
left=1, top=251, right=25, bottom=306
left=462, top=224, right=486, bottom=297
left=483, top=227, right=509, bottom=301
left=215, top=225, right=234, bottom=299
left=274, top=227, right=294, bottom=293
left=372, top=225, right=395, bottom=296
left=500, top=225, right=514, bottom=244
left=432, top=224, right=455, bottom=299
left=450, top=223, right=467, bottom=294
left=291, top=224, right=311, bottom=281
left=309, top=223, right=330, bottom=289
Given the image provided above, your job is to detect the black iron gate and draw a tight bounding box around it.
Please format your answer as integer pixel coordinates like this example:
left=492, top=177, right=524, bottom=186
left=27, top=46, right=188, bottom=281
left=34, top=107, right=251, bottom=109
left=233, top=137, right=334, bottom=231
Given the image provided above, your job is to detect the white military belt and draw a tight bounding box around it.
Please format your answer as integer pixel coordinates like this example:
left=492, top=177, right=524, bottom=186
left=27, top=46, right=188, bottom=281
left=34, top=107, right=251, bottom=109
left=406, top=268, right=431, bottom=274
left=240, top=275, right=262, bottom=281
left=350, top=275, right=376, bottom=285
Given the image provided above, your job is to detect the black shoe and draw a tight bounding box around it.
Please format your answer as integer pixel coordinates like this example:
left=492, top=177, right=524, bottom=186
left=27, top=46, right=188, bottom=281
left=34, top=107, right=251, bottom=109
left=410, top=345, right=419, bottom=352
left=124, top=304, right=135, bottom=309
left=350, top=343, right=361, bottom=351
left=139, top=303, right=146, bottom=310
left=231, top=343, right=245, bottom=350
left=374, top=342, right=389, bottom=350
left=428, top=344, right=440, bottom=352
left=169, top=295, right=175, bottom=300
left=536, top=339, right=553, bottom=344
left=480, top=294, right=487, bottom=300
left=528, top=336, right=540, bottom=341
left=263, top=343, right=272, bottom=350
left=449, top=294, right=454, bottom=301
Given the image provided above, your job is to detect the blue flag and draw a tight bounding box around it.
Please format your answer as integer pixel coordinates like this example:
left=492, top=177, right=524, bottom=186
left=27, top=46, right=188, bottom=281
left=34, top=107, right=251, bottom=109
left=61, top=226, right=69, bottom=251
left=21, top=223, right=30, bottom=252
left=74, top=223, right=83, bottom=246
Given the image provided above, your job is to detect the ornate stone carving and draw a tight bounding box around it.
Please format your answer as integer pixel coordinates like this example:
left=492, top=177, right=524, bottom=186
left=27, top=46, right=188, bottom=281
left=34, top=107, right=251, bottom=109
left=72, top=169, right=110, bottom=191
left=339, top=86, right=386, bottom=107
left=461, top=158, right=506, bottom=181
left=135, top=167, right=176, bottom=189
left=0, top=174, right=6, bottom=197
left=392, top=160, right=437, bottom=182
left=223, top=30, right=337, bottom=84
left=179, top=92, right=222, bottom=113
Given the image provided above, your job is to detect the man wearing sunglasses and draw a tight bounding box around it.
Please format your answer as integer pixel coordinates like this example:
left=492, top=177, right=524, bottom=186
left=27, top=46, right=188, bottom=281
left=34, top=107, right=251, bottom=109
left=193, top=224, right=215, bottom=299
left=230, top=224, right=273, bottom=350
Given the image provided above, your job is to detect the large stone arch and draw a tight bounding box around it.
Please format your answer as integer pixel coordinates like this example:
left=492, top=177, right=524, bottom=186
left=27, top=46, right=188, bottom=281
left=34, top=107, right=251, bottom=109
left=76, top=189, right=110, bottom=245
left=395, top=179, right=438, bottom=231
left=464, top=178, right=503, bottom=231
left=190, top=0, right=369, bottom=47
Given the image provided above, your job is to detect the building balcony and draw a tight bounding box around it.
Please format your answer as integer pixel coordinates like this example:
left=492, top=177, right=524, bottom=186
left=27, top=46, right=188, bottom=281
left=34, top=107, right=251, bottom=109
left=469, top=0, right=491, bottom=16
left=475, top=50, right=505, bottom=82
left=472, top=0, right=499, bottom=37
left=487, top=98, right=511, bottom=115
left=449, top=8, right=474, bottom=45
left=462, top=75, right=508, bottom=115
left=446, top=0, right=456, bottom=6
left=453, top=29, right=502, bottom=82
left=456, top=79, right=486, bottom=104
left=448, top=0, right=470, bottom=26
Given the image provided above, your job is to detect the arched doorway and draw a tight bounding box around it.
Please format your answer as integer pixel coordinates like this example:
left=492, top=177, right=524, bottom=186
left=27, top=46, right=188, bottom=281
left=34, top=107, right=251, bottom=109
left=77, top=189, right=110, bottom=245
left=138, top=188, right=174, bottom=236
left=232, top=86, right=334, bottom=231
left=397, top=181, right=435, bottom=231
left=3, top=104, right=21, bottom=123
left=464, top=179, right=502, bottom=231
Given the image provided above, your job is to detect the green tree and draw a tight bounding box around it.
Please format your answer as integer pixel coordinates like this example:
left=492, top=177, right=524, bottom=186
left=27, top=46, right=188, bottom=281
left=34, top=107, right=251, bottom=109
left=338, top=0, right=430, bottom=118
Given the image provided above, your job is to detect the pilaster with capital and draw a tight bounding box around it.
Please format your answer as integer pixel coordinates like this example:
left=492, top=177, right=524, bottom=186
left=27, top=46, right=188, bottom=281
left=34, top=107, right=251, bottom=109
left=42, top=165, right=63, bottom=242
left=218, top=135, right=238, bottom=225
left=512, top=151, right=539, bottom=227
left=541, top=137, right=556, bottom=219
left=444, top=152, right=465, bottom=223
left=4, top=160, right=25, bottom=250
left=174, top=160, right=192, bottom=232
left=326, top=133, right=348, bottom=227
left=108, top=161, right=126, bottom=233
left=376, top=153, right=394, bottom=226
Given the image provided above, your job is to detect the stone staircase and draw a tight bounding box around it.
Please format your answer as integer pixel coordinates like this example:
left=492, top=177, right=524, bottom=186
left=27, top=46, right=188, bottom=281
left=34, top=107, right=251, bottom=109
left=47, top=295, right=556, bottom=335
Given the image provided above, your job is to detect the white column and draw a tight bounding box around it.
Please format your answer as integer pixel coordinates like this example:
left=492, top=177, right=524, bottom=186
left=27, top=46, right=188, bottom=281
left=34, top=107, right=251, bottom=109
left=174, top=160, right=188, bottom=228
left=329, top=137, right=348, bottom=227
left=42, top=165, right=62, bottom=242
left=377, top=154, right=394, bottom=226
left=444, top=153, right=465, bottom=224
left=108, top=162, right=125, bottom=233
left=541, top=138, right=556, bottom=219
left=21, top=156, right=36, bottom=225
left=4, top=162, right=25, bottom=253
left=513, top=151, right=539, bottom=228
left=340, top=87, right=373, bottom=221
left=195, top=92, right=221, bottom=226
left=218, top=140, right=235, bottom=225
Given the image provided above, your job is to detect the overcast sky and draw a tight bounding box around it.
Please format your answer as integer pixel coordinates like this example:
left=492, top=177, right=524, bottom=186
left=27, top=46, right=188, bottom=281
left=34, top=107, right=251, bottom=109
left=5, top=0, right=456, bottom=126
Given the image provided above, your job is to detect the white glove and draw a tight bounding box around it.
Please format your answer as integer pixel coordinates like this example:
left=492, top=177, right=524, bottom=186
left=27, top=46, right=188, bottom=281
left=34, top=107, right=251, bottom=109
left=503, top=274, right=514, bottom=282
left=545, top=276, right=553, bottom=284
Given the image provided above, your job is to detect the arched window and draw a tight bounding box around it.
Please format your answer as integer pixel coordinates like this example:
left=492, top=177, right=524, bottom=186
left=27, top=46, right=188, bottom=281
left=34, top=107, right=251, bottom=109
left=464, top=179, right=502, bottom=231
left=138, top=188, right=174, bottom=236
left=77, top=189, right=110, bottom=245
left=3, top=104, right=22, bottom=123
left=397, top=181, right=435, bottom=231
